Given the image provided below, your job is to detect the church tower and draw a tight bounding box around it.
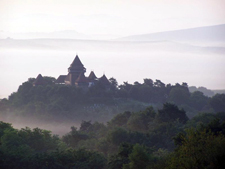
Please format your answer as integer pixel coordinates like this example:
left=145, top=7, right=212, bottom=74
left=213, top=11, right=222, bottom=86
left=65, top=55, right=86, bottom=85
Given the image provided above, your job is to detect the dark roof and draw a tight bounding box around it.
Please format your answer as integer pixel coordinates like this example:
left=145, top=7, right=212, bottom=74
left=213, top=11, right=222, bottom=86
left=99, top=74, right=110, bottom=85
left=55, top=75, right=67, bottom=83
left=64, top=73, right=70, bottom=82
left=76, top=72, right=89, bottom=83
left=33, top=74, right=46, bottom=85
left=71, top=55, right=83, bottom=67
left=68, top=55, right=86, bottom=74
left=88, top=71, right=97, bottom=81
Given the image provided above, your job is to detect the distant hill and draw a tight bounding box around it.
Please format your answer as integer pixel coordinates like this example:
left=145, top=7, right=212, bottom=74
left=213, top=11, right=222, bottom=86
left=189, top=86, right=215, bottom=97
left=189, top=86, right=225, bottom=97
left=118, top=24, right=225, bottom=43
left=212, top=89, right=225, bottom=95
left=0, top=30, right=121, bottom=40
left=1, top=38, right=225, bottom=55
left=0, top=30, right=91, bottom=40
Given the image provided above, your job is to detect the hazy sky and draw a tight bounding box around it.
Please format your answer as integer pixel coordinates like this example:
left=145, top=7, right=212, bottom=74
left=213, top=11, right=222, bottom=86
left=0, top=0, right=225, bottom=36
left=0, top=0, right=225, bottom=98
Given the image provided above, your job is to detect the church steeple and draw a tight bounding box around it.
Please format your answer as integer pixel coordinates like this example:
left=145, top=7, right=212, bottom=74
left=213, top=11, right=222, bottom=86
left=33, top=74, right=47, bottom=86
left=65, top=55, right=86, bottom=85
left=88, top=71, right=97, bottom=81
left=56, top=54, right=110, bottom=87
left=68, top=55, right=86, bottom=73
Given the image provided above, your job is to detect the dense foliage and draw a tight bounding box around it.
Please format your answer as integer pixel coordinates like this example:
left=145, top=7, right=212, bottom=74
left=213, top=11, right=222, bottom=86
left=1, top=76, right=223, bottom=125
left=0, top=103, right=225, bottom=168
left=0, top=77, right=225, bottom=168
left=0, top=121, right=106, bottom=169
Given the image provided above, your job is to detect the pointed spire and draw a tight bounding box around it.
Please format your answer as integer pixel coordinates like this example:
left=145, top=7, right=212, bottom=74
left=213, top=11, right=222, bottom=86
left=71, top=54, right=83, bottom=67
left=88, top=71, right=97, bottom=81
left=33, top=74, right=47, bottom=86
left=99, top=74, right=110, bottom=85
left=55, top=75, right=67, bottom=84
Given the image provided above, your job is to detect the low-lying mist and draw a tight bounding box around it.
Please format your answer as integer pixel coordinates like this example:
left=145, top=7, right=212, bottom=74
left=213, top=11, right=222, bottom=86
left=1, top=113, right=80, bottom=136
left=0, top=39, right=224, bottom=98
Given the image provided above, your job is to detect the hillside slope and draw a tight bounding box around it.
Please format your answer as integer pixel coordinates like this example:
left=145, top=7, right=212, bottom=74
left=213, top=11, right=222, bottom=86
left=118, top=24, right=225, bottom=43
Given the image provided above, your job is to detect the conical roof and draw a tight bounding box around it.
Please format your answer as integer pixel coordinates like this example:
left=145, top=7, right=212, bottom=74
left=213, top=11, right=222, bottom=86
left=71, top=55, right=83, bottom=67
left=88, top=71, right=97, bottom=80
left=99, top=74, right=110, bottom=85
left=55, top=75, right=67, bottom=83
left=33, top=74, right=46, bottom=85
left=76, top=72, right=88, bottom=83
left=68, top=55, right=86, bottom=74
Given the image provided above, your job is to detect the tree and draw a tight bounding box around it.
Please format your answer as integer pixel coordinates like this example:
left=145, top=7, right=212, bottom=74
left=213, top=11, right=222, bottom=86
left=154, top=79, right=165, bottom=88
left=119, top=82, right=132, bottom=92
left=80, top=120, right=92, bottom=132
left=0, top=121, right=13, bottom=137
left=168, top=86, right=190, bottom=105
left=185, top=112, right=216, bottom=129
left=109, top=77, right=118, bottom=92
left=182, top=82, right=188, bottom=87
left=127, top=107, right=156, bottom=132
left=143, top=78, right=153, bottom=87
left=123, top=144, right=151, bottom=169
left=129, top=86, right=139, bottom=100
left=189, top=91, right=209, bottom=110
left=62, top=126, right=89, bottom=148
left=133, top=81, right=141, bottom=86
left=210, top=94, right=225, bottom=112
left=138, top=85, right=153, bottom=102
left=43, top=76, right=56, bottom=85
left=169, top=127, right=225, bottom=169
left=107, top=128, right=129, bottom=146
left=157, top=103, right=189, bottom=123
left=108, top=143, right=133, bottom=169
left=108, top=111, right=131, bottom=127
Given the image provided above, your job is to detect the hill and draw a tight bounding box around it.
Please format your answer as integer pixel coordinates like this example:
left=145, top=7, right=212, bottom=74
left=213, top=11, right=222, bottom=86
left=0, top=30, right=90, bottom=40
left=118, top=24, right=225, bottom=43
left=212, top=89, right=225, bottom=94
left=1, top=76, right=225, bottom=136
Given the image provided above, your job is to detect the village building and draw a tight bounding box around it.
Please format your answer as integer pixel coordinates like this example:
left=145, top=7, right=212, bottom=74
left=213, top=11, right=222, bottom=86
left=88, top=71, right=98, bottom=87
left=51, top=55, right=111, bottom=88
left=33, top=74, right=47, bottom=86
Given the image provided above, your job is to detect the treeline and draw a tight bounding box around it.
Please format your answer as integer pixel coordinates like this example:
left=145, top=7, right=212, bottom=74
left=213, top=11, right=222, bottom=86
left=0, top=122, right=106, bottom=169
left=1, top=103, right=225, bottom=168
left=118, top=79, right=224, bottom=115
left=1, top=77, right=225, bottom=123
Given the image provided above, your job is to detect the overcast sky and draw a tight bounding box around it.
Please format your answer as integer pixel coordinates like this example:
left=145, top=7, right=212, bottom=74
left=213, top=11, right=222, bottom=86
left=0, top=0, right=225, bottom=36
left=0, top=0, right=225, bottom=98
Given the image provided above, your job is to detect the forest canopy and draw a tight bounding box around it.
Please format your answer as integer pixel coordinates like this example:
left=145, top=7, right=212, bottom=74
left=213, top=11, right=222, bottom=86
left=0, top=77, right=223, bottom=125
left=0, top=103, right=225, bottom=168
left=0, top=77, right=225, bottom=168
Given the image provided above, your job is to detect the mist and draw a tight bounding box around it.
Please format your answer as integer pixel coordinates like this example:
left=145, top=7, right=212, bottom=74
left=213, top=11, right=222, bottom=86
left=1, top=25, right=225, bottom=135
left=1, top=113, right=77, bottom=136
left=1, top=37, right=225, bottom=99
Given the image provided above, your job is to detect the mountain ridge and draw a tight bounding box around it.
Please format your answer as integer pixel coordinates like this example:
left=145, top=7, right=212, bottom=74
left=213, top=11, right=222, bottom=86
left=117, top=24, right=225, bottom=42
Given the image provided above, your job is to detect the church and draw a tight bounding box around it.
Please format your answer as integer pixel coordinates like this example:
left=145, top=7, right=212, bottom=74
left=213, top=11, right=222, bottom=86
left=33, top=55, right=110, bottom=88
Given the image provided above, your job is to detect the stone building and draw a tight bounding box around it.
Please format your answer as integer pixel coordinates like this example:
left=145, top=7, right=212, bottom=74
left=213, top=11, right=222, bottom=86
left=55, top=55, right=110, bottom=88
left=33, top=74, right=47, bottom=86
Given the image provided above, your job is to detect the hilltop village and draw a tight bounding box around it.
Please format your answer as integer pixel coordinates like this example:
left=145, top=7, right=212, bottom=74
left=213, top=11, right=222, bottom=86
left=33, top=55, right=110, bottom=88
